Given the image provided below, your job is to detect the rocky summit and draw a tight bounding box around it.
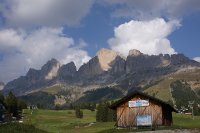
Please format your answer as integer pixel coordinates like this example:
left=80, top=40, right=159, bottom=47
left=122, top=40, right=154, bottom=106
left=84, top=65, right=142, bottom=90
left=3, top=48, right=200, bottom=96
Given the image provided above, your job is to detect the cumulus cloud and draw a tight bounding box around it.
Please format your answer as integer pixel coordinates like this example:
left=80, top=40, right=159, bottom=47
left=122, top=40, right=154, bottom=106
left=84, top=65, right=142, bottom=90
left=0, top=27, right=91, bottom=82
left=108, top=18, right=180, bottom=56
left=1, top=0, right=94, bottom=27
left=100, top=0, right=200, bottom=20
left=193, top=57, right=200, bottom=62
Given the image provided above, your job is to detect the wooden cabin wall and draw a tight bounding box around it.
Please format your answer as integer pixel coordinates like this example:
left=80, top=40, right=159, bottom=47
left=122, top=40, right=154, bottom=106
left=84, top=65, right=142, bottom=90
left=116, top=95, right=163, bottom=127
left=162, top=105, right=172, bottom=126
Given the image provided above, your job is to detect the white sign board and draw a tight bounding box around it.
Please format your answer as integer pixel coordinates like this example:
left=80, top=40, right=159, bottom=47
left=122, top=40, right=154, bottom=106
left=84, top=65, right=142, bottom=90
left=128, top=100, right=149, bottom=107
left=136, top=115, right=152, bottom=126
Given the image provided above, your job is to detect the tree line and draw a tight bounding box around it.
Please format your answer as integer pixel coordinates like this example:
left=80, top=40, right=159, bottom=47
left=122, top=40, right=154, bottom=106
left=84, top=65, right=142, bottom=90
left=70, top=101, right=116, bottom=121
left=0, top=91, right=27, bottom=121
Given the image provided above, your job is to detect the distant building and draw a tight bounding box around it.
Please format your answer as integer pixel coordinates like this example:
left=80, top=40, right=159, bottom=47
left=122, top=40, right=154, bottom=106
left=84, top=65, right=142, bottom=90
left=110, top=91, right=177, bottom=128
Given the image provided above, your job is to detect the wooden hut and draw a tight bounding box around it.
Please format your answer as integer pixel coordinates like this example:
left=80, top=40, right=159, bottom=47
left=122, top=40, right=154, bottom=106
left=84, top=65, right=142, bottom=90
left=110, top=91, right=177, bottom=128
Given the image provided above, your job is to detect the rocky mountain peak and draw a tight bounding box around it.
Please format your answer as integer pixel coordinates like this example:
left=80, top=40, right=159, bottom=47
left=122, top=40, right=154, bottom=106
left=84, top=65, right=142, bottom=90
left=41, top=58, right=60, bottom=80
left=65, top=62, right=76, bottom=69
left=41, top=58, right=59, bottom=70
left=128, top=49, right=142, bottom=56
left=96, top=48, right=115, bottom=56
left=77, top=48, right=120, bottom=77
left=58, top=62, right=76, bottom=80
left=26, top=68, right=40, bottom=80
left=96, top=48, right=119, bottom=71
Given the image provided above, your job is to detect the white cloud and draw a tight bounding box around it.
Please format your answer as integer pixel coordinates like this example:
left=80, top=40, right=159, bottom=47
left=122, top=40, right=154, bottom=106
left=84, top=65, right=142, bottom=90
left=100, top=0, right=200, bottom=20
left=108, top=18, right=180, bottom=56
left=193, top=57, right=200, bottom=62
left=0, top=27, right=91, bottom=82
left=1, top=0, right=94, bottom=27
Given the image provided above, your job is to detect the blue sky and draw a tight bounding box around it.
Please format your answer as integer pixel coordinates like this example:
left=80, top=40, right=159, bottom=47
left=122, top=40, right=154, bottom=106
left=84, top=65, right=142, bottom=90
left=0, top=0, right=200, bottom=82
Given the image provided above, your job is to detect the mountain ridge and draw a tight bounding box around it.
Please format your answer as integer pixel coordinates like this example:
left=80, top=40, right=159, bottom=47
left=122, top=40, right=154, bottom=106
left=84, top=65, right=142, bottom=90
left=3, top=48, right=200, bottom=97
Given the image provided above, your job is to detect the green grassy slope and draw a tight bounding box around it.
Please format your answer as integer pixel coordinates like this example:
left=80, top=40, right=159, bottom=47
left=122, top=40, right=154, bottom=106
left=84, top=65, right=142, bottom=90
left=144, top=69, right=200, bottom=106
left=76, top=87, right=123, bottom=103
left=23, top=109, right=113, bottom=133
left=19, top=91, right=55, bottom=108
left=144, top=78, right=173, bottom=102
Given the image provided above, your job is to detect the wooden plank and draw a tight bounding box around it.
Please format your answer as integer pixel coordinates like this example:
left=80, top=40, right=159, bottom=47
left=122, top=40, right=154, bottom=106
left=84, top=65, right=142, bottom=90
left=116, top=103, right=126, bottom=127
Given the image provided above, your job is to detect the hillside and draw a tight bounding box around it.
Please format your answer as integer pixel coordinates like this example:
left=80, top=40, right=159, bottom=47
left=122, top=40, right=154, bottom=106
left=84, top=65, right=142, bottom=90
left=144, top=69, right=200, bottom=112
left=18, top=69, right=200, bottom=111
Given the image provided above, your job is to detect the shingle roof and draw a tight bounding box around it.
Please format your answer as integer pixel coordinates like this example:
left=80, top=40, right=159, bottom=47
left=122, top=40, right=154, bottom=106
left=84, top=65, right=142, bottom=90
left=110, top=90, right=177, bottom=112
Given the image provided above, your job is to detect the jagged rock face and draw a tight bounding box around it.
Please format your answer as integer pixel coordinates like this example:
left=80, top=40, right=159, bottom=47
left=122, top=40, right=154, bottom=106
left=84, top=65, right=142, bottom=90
left=128, top=49, right=142, bottom=57
left=41, top=58, right=60, bottom=80
left=78, top=56, right=103, bottom=77
left=3, top=58, right=60, bottom=96
left=96, top=48, right=119, bottom=71
left=170, top=54, right=200, bottom=67
left=3, top=48, right=200, bottom=96
left=0, top=81, right=4, bottom=90
left=26, top=58, right=60, bottom=82
left=78, top=48, right=121, bottom=77
left=126, top=54, right=164, bottom=73
left=58, top=62, right=76, bottom=80
left=110, top=56, right=126, bottom=74
left=26, top=69, right=41, bottom=83
left=126, top=52, right=200, bottom=74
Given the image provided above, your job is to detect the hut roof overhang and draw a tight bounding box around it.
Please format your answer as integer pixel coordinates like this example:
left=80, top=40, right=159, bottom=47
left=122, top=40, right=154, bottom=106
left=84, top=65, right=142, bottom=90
left=110, top=90, right=178, bottom=113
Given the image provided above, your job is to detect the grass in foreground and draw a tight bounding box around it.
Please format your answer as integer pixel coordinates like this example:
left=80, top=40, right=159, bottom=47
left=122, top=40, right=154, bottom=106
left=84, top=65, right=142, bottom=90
left=6, top=109, right=200, bottom=133
left=173, top=113, right=200, bottom=128
left=0, top=123, right=47, bottom=133
left=23, top=109, right=109, bottom=133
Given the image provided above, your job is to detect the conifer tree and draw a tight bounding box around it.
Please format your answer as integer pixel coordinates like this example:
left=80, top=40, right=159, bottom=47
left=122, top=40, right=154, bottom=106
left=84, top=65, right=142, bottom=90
left=96, top=102, right=116, bottom=122
left=75, top=108, right=83, bottom=118
left=5, top=91, right=18, bottom=117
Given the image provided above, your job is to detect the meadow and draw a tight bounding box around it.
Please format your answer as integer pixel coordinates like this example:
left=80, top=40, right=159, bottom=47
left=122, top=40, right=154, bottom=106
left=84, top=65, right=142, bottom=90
left=1, top=109, right=200, bottom=133
left=23, top=109, right=200, bottom=133
left=23, top=109, right=114, bottom=133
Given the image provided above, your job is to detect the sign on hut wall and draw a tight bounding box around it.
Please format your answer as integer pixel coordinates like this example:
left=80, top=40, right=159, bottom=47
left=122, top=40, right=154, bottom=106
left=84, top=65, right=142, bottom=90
left=136, top=115, right=152, bottom=126
left=128, top=99, right=149, bottom=107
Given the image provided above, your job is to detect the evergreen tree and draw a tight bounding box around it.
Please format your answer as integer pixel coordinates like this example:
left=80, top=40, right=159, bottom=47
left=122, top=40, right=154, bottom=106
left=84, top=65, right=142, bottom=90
left=5, top=91, right=18, bottom=117
left=96, top=102, right=116, bottom=122
left=89, top=103, right=96, bottom=111
left=69, top=103, right=74, bottom=109
left=193, top=103, right=200, bottom=116
left=0, top=92, right=5, bottom=105
left=96, top=103, right=102, bottom=121
left=18, top=100, right=27, bottom=111
left=0, top=92, right=5, bottom=121
left=75, top=108, right=83, bottom=118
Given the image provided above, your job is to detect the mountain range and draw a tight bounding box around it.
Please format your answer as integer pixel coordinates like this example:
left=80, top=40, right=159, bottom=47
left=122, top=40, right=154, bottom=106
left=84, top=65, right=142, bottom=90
left=2, top=48, right=200, bottom=108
